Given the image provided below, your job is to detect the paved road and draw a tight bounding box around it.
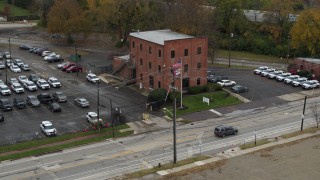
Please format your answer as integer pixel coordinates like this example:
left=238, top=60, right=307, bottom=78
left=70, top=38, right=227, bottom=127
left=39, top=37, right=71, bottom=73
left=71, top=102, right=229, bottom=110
left=0, top=95, right=319, bottom=179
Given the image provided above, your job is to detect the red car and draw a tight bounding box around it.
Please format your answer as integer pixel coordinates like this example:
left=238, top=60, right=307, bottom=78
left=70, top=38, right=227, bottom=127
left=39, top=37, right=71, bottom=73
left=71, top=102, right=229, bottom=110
left=62, top=63, right=76, bottom=71
left=66, top=65, right=83, bottom=73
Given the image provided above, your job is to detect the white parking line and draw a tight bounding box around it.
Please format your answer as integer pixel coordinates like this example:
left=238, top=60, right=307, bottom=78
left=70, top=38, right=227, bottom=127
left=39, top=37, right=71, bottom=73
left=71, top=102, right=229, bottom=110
left=26, top=106, right=38, bottom=116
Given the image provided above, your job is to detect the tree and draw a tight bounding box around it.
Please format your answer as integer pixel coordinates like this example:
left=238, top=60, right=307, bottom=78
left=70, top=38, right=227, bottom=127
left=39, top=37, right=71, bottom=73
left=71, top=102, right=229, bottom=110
left=31, top=0, right=54, bottom=27
left=47, top=0, right=91, bottom=42
left=311, top=102, right=320, bottom=128
left=290, top=8, right=320, bottom=56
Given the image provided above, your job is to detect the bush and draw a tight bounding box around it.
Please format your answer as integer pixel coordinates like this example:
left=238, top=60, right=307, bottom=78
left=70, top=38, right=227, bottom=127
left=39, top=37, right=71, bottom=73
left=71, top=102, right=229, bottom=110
left=168, top=91, right=181, bottom=102
left=188, top=86, right=204, bottom=95
left=204, top=83, right=222, bottom=92
left=148, top=88, right=167, bottom=103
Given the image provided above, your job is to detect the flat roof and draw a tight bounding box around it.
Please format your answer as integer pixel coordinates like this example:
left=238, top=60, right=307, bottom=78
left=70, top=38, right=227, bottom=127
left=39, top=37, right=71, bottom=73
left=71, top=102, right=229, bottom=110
left=130, top=29, right=194, bottom=45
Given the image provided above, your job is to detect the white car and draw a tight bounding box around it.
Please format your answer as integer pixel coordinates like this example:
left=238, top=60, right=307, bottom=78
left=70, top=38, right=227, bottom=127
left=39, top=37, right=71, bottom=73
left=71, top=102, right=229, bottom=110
left=11, top=83, right=24, bottom=94
left=0, top=80, right=5, bottom=86
left=44, top=54, right=60, bottom=61
left=40, top=121, right=57, bottom=136
left=253, top=66, right=268, bottom=75
left=2, top=52, right=11, bottom=59
left=0, top=62, right=5, bottom=69
left=275, top=72, right=291, bottom=81
left=268, top=70, right=283, bottom=79
left=10, top=65, right=21, bottom=73
left=86, top=112, right=103, bottom=125
left=284, top=75, right=300, bottom=84
left=291, top=78, right=308, bottom=87
left=57, top=62, right=67, bottom=69
left=41, top=51, right=52, bottom=57
left=36, top=79, right=50, bottom=90
left=302, top=80, right=320, bottom=89
left=261, top=68, right=276, bottom=77
left=18, top=75, right=28, bottom=84
left=23, top=81, right=38, bottom=91
left=14, top=59, right=24, bottom=67
left=217, top=80, right=236, bottom=87
left=86, top=73, right=100, bottom=83
left=0, top=85, right=11, bottom=95
left=48, top=77, right=61, bottom=88
left=21, top=64, right=30, bottom=71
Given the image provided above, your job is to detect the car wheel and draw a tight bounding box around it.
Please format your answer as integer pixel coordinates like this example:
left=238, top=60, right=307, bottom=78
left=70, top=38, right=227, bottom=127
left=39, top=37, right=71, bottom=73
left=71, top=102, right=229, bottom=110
left=222, top=134, right=225, bottom=138
left=234, top=131, right=238, bottom=135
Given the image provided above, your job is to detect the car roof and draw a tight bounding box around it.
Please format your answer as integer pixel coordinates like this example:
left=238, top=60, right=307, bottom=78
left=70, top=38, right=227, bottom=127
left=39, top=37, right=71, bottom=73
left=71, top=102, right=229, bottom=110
left=42, top=121, right=52, bottom=125
left=88, top=112, right=97, bottom=116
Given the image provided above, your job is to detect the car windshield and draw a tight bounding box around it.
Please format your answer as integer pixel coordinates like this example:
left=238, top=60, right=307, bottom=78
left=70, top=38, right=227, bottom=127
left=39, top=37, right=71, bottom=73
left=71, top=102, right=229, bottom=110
left=51, top=79, right=58, bottom=83
left=40, top=81, right=47, bottom=85
left=14, top=85, right=22, bottom=88
left=44, top=125, right=54, bottom=130
left=30, top=97, right=37, bottom=101
left=27, top=82, right=35, bottom=86
left=3, top=100, right=10, bottom=105
left=1, top=86, right=9, bottom=90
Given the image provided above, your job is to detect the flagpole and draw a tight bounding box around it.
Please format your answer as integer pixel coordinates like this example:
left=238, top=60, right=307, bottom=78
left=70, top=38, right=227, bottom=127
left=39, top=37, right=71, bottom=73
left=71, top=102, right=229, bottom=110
left=180, top=58, right=183, bottom=109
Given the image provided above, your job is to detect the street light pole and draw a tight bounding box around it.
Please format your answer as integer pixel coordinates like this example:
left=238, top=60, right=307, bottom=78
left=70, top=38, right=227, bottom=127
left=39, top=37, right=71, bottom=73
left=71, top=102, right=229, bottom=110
left=301, top=96, right=307, bottom=131
left=228, top=33, right=233, bottom=68
left=7, top=38, right=11, bottom=85
left=74, top=43, right=79, bottom=77
left=173, top=98, right=177, bottom=164
left=97, top=81, right=100, bottom=130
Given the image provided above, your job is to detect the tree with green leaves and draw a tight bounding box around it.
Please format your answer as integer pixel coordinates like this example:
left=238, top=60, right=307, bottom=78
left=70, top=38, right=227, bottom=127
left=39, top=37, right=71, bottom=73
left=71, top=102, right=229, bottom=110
left=290, top=8, right=320, bottom=56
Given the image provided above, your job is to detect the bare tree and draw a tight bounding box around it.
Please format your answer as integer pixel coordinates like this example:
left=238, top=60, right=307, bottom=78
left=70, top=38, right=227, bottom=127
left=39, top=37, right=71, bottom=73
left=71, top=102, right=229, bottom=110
left=311, top=102, right=320, bottom=128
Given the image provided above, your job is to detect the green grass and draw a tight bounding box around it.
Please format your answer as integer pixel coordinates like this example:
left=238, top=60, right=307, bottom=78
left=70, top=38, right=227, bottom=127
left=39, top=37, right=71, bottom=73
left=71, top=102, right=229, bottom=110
left=166, top=91, right=242, bottom=117
left=215, top=49, right=288, bottom=64
left=0, top=0, right=34, bottom=16
left=125, top=156, right=209, bottom=179
left=239, top=139, right=270, bottom=150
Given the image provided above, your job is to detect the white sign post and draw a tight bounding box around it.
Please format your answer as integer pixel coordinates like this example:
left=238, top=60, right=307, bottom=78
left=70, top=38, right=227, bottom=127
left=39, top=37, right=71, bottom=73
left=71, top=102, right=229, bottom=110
left=203, top=97, right=210, bottom=105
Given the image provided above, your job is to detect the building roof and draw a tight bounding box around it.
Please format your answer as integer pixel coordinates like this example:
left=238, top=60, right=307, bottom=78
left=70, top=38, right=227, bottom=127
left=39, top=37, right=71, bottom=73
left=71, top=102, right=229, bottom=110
left=129, top=29, right=194, bottom=45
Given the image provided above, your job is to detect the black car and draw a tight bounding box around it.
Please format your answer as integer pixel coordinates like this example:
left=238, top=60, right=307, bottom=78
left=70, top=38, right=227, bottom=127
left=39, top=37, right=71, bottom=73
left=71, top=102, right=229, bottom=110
left=47, top=56, right=64, bottom=63
left=26, top=95, right=40, bottom=107
left=230, top=85, right=249, bottom=93
left=214, top=125, right=238, bottom=138
left=0, top=113, right=4, bottom=122
left=28, top=74, right=40, bottom=83
left=37, top=93, right=54, bottom=104
left=14, top=98, right=27, bottom=109
left=52, top=92, right=67, bottom=103
left=0, top=99, right=13, bottom=111
left=208, top=75, right=228, bottom=83
left=19, top=44, right=33, bottom=50
left=34, top=48, right=48, bottom=55
left=48, top=102, right=61, bottom=112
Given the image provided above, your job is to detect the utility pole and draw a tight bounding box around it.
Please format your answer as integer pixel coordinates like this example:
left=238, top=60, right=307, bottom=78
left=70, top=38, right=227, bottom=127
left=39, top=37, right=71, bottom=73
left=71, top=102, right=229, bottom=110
left=97, top=81, right=100, bottom=131
left=228, top=33, right=233, bottom=68
left=110, top=99, right=114, bottom=138
left=7, top=38, right=11, bottom=85
left=301, top=96, right=307, bottom=131
left=74, top=43, right=79, bottom=76
left=171, top=65, right=177, bottom=164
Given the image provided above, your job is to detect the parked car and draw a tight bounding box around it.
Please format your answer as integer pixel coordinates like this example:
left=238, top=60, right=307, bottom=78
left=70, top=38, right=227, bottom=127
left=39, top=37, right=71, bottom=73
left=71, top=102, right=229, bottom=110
left=214, top=125, right=238, bottom=138
left=29, top=47, right=38, bottom=53
left=48, top=102, right=61, bottom=112
left=52, top=91, right=67, bottom=103
left=21, top=64, right=30, bottom=71
left=74, top=98, right=90, bottom=108
left=29, top=74, right=40, bottom=83
left=18, top=75, right=28, bottom=84
left=36, top=79, right=50, bottom=90
left=302, top=80, right=320, bottom=89
left=230, top=85, right=249, bottom=93
left=284, top=75, right=300, bottom=84
left=261, top=68, right=276, bottom=77
left=0, top=113, right=4, bottom=122
left=34, top=48, right=48, bottom=55
left=37, top=93, right=54, bottom=104
left=0, top=85, right=11, bottom=96
left=86, top=112, right=103, bottom=126
left=2, top=52, right=11, bottom=59
left=23, top=81, right=38, bottom=91
left=14, top=59, right=24, bottom=67
left=48, top=77, right=61, bottom=88
left=207, top=75, right=228, bottom=83
left=62, top=63, right=76, bottom=71
left=44, top=53, right=58, bottom=60
left=41, top=50, right=52, bottom=57
left=86, top=73, right=100, bottom=83
left=19, top=44, right=33, bottom=50
left=66, top=65, right=83, bottom=73
left=10, top=65, right=21, bottom=73
left=11, top=83, right=24, bottom=94
left=0, top=99, right=13, bottom=111
left=217, top=80, right=236, bottom=87
left=253, top=66, right=269, bottom=75
left=0, top=62, right=5, bottom=69
left=26, top=95, right=40, bottom=107
left=0, top=80, right=4, bottom=86
left=5, top=59, right=11, bottom=68
left=275, top=72, right=291, bottom=81
left=14, top=98, right=26, bottom=109
left=8, top=78, right=19, bottom=86
left=47, top=56, right=64, bottom=63
left=267, top=70, right=283, bottom=79
left=291, top=78, right=308, bottom=87
left=40, top=121, right=57, bottom=136
left=57, top=62, right=68, bottom=69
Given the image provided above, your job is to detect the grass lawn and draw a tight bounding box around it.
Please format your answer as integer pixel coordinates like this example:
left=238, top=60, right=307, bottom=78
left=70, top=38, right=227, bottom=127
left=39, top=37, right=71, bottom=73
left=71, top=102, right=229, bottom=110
left=0, top=0, right=34, bottom=16
left=166, top=91, right=242, bottom=117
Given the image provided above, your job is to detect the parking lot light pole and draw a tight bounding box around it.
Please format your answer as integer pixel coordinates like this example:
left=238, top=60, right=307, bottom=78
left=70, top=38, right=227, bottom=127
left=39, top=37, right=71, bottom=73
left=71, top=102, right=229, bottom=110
left=7, top=38, right=11, bottom=84
left=97, top=81, right=100, bottom=130
left=301, top=96, right=307, bottom=131
left=74, top=43, right=79, bottom=77
left=228, top=33, right=233, bottom=68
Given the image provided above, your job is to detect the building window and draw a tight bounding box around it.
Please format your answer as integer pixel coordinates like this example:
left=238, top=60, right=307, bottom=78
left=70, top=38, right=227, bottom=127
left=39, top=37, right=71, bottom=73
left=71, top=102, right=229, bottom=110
left=140, top=44, right=143, bottom=51
left=158, top=65, right=161, bottom=73
left=140, top=74, right=143, bottom=80
left=197, top=78, right=201, bottom=85
left=197, top=62, right=201, bottom=69
left=149, top=47, right=152, bottom=54
left=184, top=64, right=188, bottom=72
left=140, top=58, right=143, bottom=66
left=158, top=50, right=162, bottom=57
left=171, top=50, right=175, bottom=58
left=184, top=49, right=188, bottom=56
left=149, top=76, right=154, bottom=89
left=197, top=47, right=201, bottom=54
left=132, top=41, right=135, bottom=48
left=149, top=62, right=152, bottom=69
left=158, top=81, right=161, bottom=88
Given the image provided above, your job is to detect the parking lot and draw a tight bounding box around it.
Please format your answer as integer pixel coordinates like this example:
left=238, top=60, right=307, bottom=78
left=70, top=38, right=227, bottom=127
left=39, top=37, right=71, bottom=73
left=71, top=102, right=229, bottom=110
left=0, top=42, right=147, bottom=145
left=209, top=67, right=304, bottom=101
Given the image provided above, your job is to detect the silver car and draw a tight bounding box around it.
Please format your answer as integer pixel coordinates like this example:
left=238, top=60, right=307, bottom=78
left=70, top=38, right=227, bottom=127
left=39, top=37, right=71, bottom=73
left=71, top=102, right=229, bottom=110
left=74, top=98, right=89, bottom=108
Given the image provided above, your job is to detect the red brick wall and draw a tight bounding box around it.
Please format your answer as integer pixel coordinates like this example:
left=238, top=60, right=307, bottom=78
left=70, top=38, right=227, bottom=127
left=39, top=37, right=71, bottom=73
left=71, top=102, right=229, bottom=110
left=293, top=59, right=319, bottom=79
left=113, top=57, right=131, bottom=79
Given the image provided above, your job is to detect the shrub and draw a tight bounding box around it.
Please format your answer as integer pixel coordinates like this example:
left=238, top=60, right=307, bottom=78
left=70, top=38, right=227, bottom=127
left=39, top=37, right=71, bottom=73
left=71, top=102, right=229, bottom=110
left=188, top=86, right=204, bottom=95
left=148, top=88, right=167, bottom=103
left=168, top=91, right=181, bottom=102
left=204, top=83, right=222, bottom=92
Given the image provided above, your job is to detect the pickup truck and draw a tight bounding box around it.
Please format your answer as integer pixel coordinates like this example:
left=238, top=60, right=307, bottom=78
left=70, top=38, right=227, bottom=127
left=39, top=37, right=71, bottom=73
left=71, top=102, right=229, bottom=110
left=86, top=112, right=103, bottom=126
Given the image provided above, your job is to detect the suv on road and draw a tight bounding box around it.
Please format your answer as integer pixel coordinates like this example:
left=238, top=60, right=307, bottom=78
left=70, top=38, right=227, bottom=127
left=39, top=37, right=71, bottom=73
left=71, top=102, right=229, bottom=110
left=37, top=93, right=54, bottom=104
left=14, top=98, right=27, bottom=109
left=26, top=95, right=40, bottom=107
left=0, top=99, right=13, bottom=111
left=29, top=74, right=40, bottom=83
left=214, top=125, right=238, bottom=138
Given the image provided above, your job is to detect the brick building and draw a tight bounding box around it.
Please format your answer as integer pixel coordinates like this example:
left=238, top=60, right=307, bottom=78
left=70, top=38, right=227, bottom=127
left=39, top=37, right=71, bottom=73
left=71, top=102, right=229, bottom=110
left=113, top=29, right=208, bottom=92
